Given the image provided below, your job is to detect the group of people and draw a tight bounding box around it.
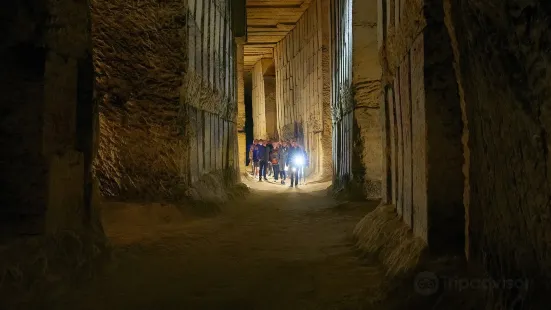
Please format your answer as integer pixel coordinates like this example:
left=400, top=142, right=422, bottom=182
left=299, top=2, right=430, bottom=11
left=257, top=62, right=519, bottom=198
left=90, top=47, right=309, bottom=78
left=248, top=139, right=308, bottom=188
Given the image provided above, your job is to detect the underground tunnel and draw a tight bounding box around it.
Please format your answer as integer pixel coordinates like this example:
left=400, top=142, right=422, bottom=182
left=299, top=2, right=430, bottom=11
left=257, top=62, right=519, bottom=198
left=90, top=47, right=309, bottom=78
left=1, top=0, right=551, bottom=309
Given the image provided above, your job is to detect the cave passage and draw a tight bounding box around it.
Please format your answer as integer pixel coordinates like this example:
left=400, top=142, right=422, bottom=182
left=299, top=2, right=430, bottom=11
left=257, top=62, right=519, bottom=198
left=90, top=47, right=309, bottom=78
left=2, top=0, right=551, bottom=309
left=34, top=179, right=388, bottom=309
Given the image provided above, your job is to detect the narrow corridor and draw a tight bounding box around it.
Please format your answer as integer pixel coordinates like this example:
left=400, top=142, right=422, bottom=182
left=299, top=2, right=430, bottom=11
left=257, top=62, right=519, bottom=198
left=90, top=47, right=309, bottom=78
left=3, top=0, right=551, bottom=308
left=35, top=179, right=387, bottom=310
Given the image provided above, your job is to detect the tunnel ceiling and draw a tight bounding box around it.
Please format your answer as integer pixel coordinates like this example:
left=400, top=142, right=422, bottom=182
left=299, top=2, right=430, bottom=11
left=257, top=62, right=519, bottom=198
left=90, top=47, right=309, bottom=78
left=244, top=0, right=311, bottom=71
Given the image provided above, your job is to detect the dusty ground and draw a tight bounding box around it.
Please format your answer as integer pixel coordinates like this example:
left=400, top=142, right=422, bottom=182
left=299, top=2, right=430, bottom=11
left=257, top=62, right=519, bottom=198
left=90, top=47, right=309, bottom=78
left=32, top=176, right=397, bottom=310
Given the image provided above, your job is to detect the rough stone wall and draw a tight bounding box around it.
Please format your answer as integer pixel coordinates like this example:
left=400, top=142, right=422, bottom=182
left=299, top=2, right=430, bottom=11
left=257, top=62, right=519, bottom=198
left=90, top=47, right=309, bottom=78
left=330, top=0, right=356, bottom=189
left=352, top=0, right=382, bottom=198
left=181, top=0, right=240, bottom=189
left=379, top=0, right=464, bottom=253
left=92, top=0, right=187, bottom=199
left=236, top=39, right=247, bottom=168
left=264, top=76, right=277, bottom=140
left=444, top=0, right=551, bottom=303
left=236, top=39, right=246, bottom=131
left=93, top=0, right=239, bottom=201
left=1, top=0, right=102, bottom=236
left=274, top=0, right=333, bottom=179
left=251, top=60, right=267, bottom=139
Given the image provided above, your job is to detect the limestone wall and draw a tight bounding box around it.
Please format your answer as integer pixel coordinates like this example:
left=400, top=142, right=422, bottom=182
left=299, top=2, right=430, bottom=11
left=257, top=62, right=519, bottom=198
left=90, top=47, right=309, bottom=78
left=330, top=0, right=354, bottom=187
left=274, top=0, right=332, bottom=179
left=251, top=61, right=267, bottom=139
left=236, top=40, right=246, bottom=131
left=93, top=0, right=240, bottom=201
left=177, top=0, right=240, bottom=191
left=444, top=0, right=551, bottom=302
left=379, top=0, right=464, bottom=253
left=352, top=0, right=382, bottom=198
left=1, top=0, right=102, bottom=236
left=236, top=40, right=247, bottom=168
left=264, top=76, right=277, bottom=140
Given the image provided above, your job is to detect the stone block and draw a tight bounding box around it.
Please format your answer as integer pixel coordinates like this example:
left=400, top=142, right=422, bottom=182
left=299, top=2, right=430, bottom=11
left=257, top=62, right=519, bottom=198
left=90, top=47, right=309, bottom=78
left=380, top=87, right=390, bottom=204
left=189, top=107, right=199, bottom=183
left=204, top=113, right=211, bottom=173
left=423, top=18, right=464, bottom=253
left=197, top=110, right=204, bottom=176
left=218, top=116, right=223, bottom=170
left=394, top=68, right=403, bottom=217
left=238, top=132, right=246, bottom=168
left=388, top=83, right=397, bottom=206
left=43, top=52, right=78, bottom=156
left=210, top=113, right=216, bottom=171
left=410, top=33, right=428, bottom=242
left=213, top=114, right=219, bottom=170
left=400, top=54, right=413, bottom=228
left=45, top=151, right=85, bottom=233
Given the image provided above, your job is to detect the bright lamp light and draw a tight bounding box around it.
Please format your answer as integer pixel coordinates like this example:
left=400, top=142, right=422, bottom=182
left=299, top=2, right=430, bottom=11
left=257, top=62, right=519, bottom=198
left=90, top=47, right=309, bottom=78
left=293, top=155, right=305, bottom=166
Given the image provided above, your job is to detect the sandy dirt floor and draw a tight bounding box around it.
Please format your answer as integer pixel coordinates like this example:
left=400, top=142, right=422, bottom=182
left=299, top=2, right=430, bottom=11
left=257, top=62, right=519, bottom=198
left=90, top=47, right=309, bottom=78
left=37, top=175, right=392, bottom=310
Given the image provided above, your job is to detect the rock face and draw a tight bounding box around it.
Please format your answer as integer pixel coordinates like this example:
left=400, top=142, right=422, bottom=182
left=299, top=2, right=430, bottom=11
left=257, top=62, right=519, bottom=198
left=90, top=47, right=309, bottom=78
left=251, top=61, right=268, bottom=139
left=264, top=76, right=277, bottom=140
left=92, top=0, right=242, bottom=201
left=243, top=0, right=309, bottom=71
left=378, top=0, right=464, bottom=253
left=0, top=0, right=243, bottom=241
left=330, top=0, right=354, bottom=189
left=236, top=40, right=248, bottom=169
left=273, top=0, right=333, bottom=179
left=375, top=0, right=551, bottom=305
left=92, top=0, right=186, bottom=199
left=444, top=0, right=551, bottom=303
left=352, top=0, right=382, bottom=199
left=1, top=0, right=102, bottom=236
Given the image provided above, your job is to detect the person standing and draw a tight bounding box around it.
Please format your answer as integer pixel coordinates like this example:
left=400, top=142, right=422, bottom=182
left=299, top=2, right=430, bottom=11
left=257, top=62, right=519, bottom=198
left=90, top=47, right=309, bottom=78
left=265, top=139, right=273, bottom=177
left=270, top=144, right=280, bottom=182
left=286, top=140, right=302, bottom=187
left=249, top=140, right=258, bottom=176
left=257, top=140, right=268, bottom=181
left=278, top=141, right=289, bottom=185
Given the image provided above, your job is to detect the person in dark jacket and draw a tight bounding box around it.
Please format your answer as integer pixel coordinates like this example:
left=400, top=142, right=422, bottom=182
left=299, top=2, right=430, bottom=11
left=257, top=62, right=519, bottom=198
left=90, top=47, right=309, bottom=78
left=256, top=140, right=268, bottom=181
left=249, top=140, right=258, bottom=176
left=278, top=142, right=289, bottom=184
left=270, top=144, right=280, bottom=181
left=286, top=140, right=305, bottom=187
left=265, top=139, right=273, bottom=176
